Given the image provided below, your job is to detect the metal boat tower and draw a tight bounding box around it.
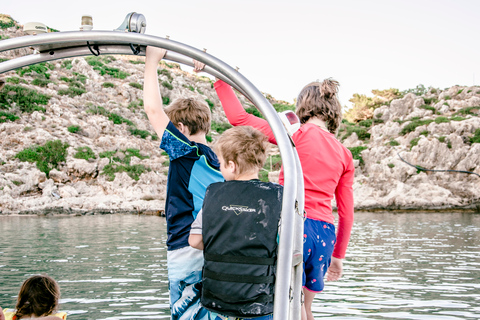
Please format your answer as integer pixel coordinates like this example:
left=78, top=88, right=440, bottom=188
left=0, top=13, right=305, bottom=320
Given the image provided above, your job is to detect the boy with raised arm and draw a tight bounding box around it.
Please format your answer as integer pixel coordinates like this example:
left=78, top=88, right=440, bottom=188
left=144, top=46, right=223, bottom=320
left=189, top=126, right=283, bottom=320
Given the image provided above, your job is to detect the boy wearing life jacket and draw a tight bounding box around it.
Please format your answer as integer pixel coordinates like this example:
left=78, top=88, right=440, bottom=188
left=189, top=126, right=282, bottom=320
left=144, top=46, right=224, bottom=320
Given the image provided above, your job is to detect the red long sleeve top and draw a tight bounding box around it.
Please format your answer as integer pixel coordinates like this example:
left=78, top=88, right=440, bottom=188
left=214, top=80, right=354, bottom=259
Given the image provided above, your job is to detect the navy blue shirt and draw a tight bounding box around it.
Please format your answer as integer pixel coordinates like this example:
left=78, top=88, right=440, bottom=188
left=160, top=122, right=224, bottom=250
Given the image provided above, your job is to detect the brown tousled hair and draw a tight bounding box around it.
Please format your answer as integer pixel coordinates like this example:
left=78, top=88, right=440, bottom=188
left=214, top=126, right=269, bottom=176
left=165, top=98, right=211, bottom=135
left=15, top=274, right=60, bottom=318
left=295, top=78, right=342, bottom=133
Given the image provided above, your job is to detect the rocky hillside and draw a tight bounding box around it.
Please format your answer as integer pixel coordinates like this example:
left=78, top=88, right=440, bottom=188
left=1, top=14, right=479, bottom=215
left=341, top=88, right=480, bottom=211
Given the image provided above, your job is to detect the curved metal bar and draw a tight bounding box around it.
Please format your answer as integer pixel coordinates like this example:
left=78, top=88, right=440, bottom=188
left=0, top=31, right=300, bottom=319
left=0, top=44, right=247, bottom=98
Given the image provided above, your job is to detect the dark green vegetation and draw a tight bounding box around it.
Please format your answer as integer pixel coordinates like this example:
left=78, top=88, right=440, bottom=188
left=162, top=81, right=173, bottom=90
left=205, top=99, right=214, bottom=110
left=99, top=148, right=150, bottom=181
left=0, top=111, right=19, bottom=123
left=129, top=82, right=143, bottom=90
left=211, top=121, right=232, bottom=134
left=68, top=125, right=81, bottom=133
left=348, top=146, right=368, bottom=165
left=103, top=82, right=115, bottom=88
left=0, top=15, right=16, bottom=29
left=339, top=120, right=371, bottom=141
left=15, top=140, right=69, bottom=177
left=58, top=75, right=87, bottom=97
left=0, top=84, right=50, bottom=112
left=74, top=146, right=96, bottom=161
left=86, top=56, right=129, bottom=79
left=162, top=97, right=170, bottom=105
left=471, top=129, right=480, bottom=144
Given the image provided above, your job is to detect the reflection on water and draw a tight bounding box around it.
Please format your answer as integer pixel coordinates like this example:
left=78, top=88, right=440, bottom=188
left=316, top=212, right=480, bottom=319
left=0, top=213, right=479, bottom=319
left=0, top=215, right=170, bottom=319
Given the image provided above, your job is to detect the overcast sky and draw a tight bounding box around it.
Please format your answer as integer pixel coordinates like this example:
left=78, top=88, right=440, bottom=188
left=3, top=0, right=480, bottom=108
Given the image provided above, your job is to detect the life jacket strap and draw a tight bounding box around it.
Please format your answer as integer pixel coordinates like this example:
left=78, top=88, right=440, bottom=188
left=205, top=253, right=275, bottom=265
left=203, top=268, right=275, bottom=284
left=202, top=287, right=274, bottom=305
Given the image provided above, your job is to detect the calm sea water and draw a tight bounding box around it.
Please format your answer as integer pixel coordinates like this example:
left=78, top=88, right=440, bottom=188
left=0, top=213, right=479, bottom=319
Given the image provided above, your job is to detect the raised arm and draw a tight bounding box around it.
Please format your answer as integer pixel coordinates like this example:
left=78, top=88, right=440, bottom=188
left=144, top=46, right=170, bottom=138
left=214, top=80, right=277, bottom=145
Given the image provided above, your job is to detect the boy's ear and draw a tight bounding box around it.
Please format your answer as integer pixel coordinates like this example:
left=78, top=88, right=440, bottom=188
left=227, top=160, right=236, bottom=173
left=177, top=122, right=190, bottom=135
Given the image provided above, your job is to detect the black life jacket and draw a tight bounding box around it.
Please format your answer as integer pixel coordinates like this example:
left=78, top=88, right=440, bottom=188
left=201, top=179, right=283, bottom=318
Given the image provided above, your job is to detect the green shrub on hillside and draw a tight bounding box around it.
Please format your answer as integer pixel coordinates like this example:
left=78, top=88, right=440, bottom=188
left=245, top=104, right=263, bottom=118
left=130, top=128, right=152, bottom=139
left=0, top=111, right=19, bottom=123
left=423, top=97, right=438, bottom=105
left=211, top=121, right=232, bottom=134
left=163, top=96, right=170, bottom=105
left=58, top=76, right=87, bottom=97
left=435, top=116, right=449, bottom=124
left=16, top=62, right=54, bottom=78
left=345, top=88, right=401, bottom=123
left=61, top=60, right=73, bottom=70
left=388, top=139, right=400, bottom=146
left=85, top=56, right=129, bottom=79
left=130, top=60, right=145, bottom=65
left=6, top=77, right=26, bottom=84
left=74, top=146, right=96, bottom=161
left=162, top=81, right=173, bottom=90
left=15, top=140, right=69, bottom=177
left=0, top=14, right=16, bottom=29
left=129, top=82, right=143, bottom=90
left=419, top=104, right=437, bottom=113
left=471, top=129, right=480, bottom=144
left=342, top=126, right=370, bottom=141
left=103, top=82, right=115, bottom=88
left=358, top=119, right=373, bottom=127
left=99, top=148, right=150, bottom=181
left=348, top=146, right=368, bottom=165
left=402, top=84, right=428, bottom=96
left=410, top=137, right=421, bottom=149
left=87, top=105, right=109, bottom=116
left=400, top=119, right=434, bottom=135
left=454, top=106, right=480, bottom=116
left=0, top=84, right=50, bottom=113
left=68, top=125, right=81, bottom=133
left=108, top=112, right=134, bottom=126
left=205, top=99, right=214, bottom=110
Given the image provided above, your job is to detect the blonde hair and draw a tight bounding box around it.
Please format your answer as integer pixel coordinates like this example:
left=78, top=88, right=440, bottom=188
left=215, top=126, right=269, bottom=176
left=296, top=78, right=342, bottom=133
left=15, top=274, right=60, bottom=318
left=165, top=98, right=211, bottom=135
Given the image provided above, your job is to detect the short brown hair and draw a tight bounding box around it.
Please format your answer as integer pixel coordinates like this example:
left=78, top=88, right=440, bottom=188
left=296, top=78, right=342, bottom=133
left=15, top=274, right=60, bottom=318
left=165, top=98, right=211, bottom=135
left=215, top=126, right=269, bottom=175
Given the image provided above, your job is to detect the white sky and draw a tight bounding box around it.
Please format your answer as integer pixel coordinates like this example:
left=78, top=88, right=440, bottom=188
left=2, top=0, right=480, bottom=108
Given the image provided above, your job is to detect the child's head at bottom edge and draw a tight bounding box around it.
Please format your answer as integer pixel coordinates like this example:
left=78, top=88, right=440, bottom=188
left=214, top=126, right=269, bottom=181
left=15, top=274, right=60, bottom=318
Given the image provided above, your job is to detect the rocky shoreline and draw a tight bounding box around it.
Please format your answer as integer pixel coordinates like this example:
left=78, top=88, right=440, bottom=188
left=1, top=14, right=480, bottom=215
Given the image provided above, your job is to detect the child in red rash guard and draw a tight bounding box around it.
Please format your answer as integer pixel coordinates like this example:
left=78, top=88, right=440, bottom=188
left=214, top=79, right=354, bottom=320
